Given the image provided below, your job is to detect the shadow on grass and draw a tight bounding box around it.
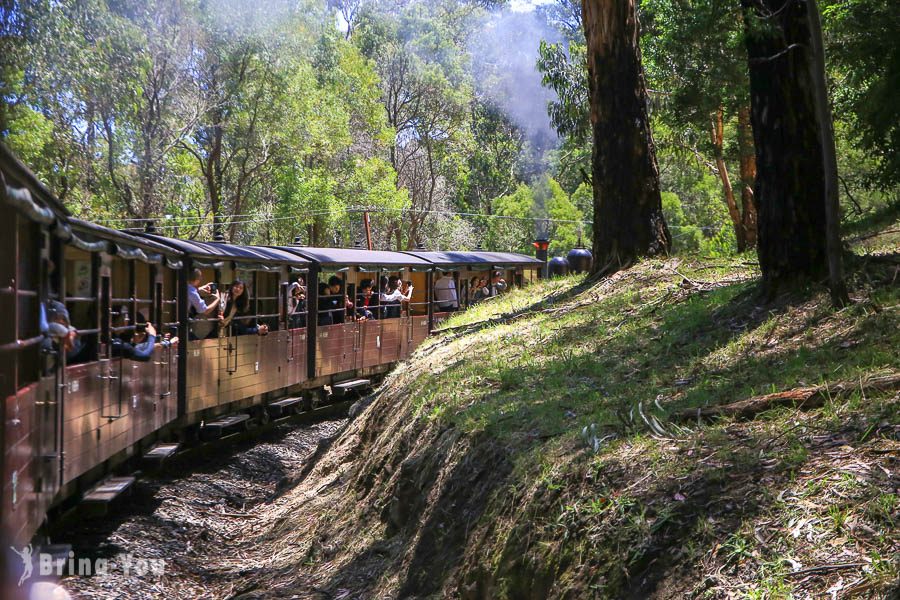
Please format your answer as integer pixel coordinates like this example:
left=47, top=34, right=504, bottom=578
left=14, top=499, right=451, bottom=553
left=306, top=271, right=897, bottom=598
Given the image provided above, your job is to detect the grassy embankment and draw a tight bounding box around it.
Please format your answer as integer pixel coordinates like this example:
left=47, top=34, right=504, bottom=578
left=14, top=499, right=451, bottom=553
left=237, top=213, right=899, bottom=599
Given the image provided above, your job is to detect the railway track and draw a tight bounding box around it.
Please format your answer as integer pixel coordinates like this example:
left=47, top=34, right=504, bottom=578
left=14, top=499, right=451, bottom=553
left=31, top=399, right=354, bottom=598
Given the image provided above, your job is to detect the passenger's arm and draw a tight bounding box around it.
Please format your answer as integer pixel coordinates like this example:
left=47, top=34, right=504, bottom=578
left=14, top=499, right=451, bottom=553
left=203, top=291, right=221, bottom=316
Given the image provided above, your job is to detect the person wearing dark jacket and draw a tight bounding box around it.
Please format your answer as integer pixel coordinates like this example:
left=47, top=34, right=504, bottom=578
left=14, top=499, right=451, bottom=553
left=317, top=277, right=344, bottom=325
left=355, top=279, right=376, bottom=320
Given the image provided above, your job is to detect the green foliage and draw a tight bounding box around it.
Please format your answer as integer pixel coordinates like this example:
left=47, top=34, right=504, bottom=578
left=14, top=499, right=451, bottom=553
left=490, top=183, right=535, bottom=253
left=538, top=176, right=584, bottom=256
left=823, top=0, right=900, bottom=188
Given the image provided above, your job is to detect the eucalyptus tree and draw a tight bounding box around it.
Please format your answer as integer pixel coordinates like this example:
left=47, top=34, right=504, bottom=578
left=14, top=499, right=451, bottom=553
left=740, top=0, right=847, bottom=303
left=354, top=2, right=471, bottom=249
left=641, top=0, right=758, bottom=251
left=580, top=0, right=670, bottom=273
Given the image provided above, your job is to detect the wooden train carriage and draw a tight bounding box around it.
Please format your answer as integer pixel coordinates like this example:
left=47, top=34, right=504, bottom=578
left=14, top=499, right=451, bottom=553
left=138, top=235, right=311, bottom=422
left=400, top=250, right=543, bottom=329
left=272, top=246, right=434, bottom=379
left=58, top=220, right=183, bottom=491
left=0, top=144, right=71, bottom=553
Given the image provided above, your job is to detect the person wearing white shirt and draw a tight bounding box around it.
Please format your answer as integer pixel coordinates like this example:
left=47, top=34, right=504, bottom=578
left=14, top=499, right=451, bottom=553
left=433, top=273, right=458, bottom=311
left=187, top=268, right=222, bottom=339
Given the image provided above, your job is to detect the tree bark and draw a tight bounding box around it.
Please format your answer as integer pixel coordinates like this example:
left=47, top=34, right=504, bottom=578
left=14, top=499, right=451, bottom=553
left=710, top=107, right=745, bottom=252
left=804, top=0, right=848, bottom=306
left=581, top=0, right=670, bottom=275
left=740, top=0, right=844, bottom=298
left=737, top=105, right=758, bottom=248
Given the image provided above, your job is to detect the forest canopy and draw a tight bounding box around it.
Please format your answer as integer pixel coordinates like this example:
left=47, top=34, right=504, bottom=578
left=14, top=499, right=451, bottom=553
left=1, top=0, right=896, bottom=256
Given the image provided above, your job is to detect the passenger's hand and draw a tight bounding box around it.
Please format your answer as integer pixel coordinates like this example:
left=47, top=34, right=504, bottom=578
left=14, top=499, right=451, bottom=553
left=64, top=329, right=77, bottom=352
left=199, top=283, right=212, bottom=293
left=146, top=322, right=157, bottom=337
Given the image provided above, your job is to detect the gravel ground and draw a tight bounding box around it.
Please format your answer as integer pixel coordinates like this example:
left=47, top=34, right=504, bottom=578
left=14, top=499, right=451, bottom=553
left=56, top=418, right=347, bottom=599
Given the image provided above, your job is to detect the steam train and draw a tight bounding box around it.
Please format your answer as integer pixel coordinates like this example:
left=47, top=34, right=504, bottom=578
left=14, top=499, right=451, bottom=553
left=0, top=144, right=541, bottom=554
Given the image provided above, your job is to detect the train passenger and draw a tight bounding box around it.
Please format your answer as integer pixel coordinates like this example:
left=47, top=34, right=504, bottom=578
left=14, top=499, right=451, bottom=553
left=187, top=268, right=222, bottom=339
left=317, top=276, right=344, bottom=325
left=43, top=299, right=91, bottom=364
left=468, top=276, right=488, bottom=304
left=222, top=279, right=268, bottom=336
left=110, top=310, right=157, bottom=361
left=488, top=271, right=508, bottom=297
left=380, top=276, right=412, bottom=318
left=288, top=281, right=306, bottom=328
left=356, top=279, right=375, bottom=320
left=434, top=272, right=458, bottom=312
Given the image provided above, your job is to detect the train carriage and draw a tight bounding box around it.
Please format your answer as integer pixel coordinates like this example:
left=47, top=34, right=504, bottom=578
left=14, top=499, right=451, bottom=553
left=1, top=141, right=546, bottom=590
left=272, top=246, right=434, bottom=381
left=400, top=250, right=543, bottom=328
left=1, top=145, right=71, bottom=550
left=59, top=220, right=184, bottom=496
left=135, top=234, right=312, bottom=423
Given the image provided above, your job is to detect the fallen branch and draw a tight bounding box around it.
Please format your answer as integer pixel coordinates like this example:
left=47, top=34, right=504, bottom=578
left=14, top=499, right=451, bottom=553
left=849, top=228, right=900, bottom=243
left=674, top=373, right=900, bottom=422
left=784, top=562, right=865, bottom=578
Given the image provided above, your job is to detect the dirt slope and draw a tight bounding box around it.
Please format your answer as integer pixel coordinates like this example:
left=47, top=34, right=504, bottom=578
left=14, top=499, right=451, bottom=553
left=223, top=248, right=898, bottom=599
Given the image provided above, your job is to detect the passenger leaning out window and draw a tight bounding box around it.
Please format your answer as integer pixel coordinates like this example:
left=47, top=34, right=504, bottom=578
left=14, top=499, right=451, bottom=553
left=223, top=279, right=268, bottom=336
left=187, top=268, right=222, bottom=339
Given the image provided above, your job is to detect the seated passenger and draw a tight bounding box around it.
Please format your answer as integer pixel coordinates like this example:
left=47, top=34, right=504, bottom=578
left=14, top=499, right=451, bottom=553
left=356, top=279, right=375, bottom=320
left=222, top=279, right=268, bottom=336
left=433, top=272, right=458, bottom=312
left=380, top=277, right=413, bottom=318
left=488, top=271, right=508, bottom=297
left=317, top=277, right=344, bottom=325
left=111, top=311, right=157, bottom=362
left=43, top=300, right=90, bottom=364
left=471, top=276, right=490, bottom=304
left=288, top=281, right=307, bottom=328
left=187, top=268, right=222, bottom=339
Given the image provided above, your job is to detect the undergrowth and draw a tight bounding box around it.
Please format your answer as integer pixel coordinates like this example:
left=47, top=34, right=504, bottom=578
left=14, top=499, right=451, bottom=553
left=237, top=240, right=899, bottom=600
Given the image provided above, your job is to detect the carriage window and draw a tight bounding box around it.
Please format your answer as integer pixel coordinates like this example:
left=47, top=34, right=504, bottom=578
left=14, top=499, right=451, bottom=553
left=160, top=266, right=177, bottom=335
left=408, top=272, right=428, bottom=315
left=255, top=271, right=280, bottom=332
left=12, top=218, right=42, bottom=382
left=63, top=246, right=98, bottom=364
left=133, top=261, right=154, bottom=326
left=220, top=268, right=272, bottom=336
left=317, top=271, right=347, bottom=326
left=285, top=272, right=308, bottom=329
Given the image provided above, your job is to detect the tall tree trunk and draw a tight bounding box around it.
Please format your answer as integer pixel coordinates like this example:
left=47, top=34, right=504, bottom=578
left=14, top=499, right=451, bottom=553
left=710, top=107, right=745, bottom=252
left=209, top=107, right=224, bottom=241
left=805, top=0, right=848, bottom=306
left=581, top=0, right=670, bottom=275
left=741, top=0, right=841, bottom=298
left=737, top=105, right=758, bottom=248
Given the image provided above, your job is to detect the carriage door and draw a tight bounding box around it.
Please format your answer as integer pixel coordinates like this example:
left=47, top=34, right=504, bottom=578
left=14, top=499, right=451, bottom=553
left=103, top=255, right=131, bottom=420
left=38, top=226, right=62, bottom=505
left=97, top=272, right=120, bottom=419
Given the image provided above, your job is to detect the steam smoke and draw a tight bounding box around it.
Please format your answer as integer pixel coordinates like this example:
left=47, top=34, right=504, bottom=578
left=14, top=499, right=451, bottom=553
left=469, top=7, right=562, bottom=149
